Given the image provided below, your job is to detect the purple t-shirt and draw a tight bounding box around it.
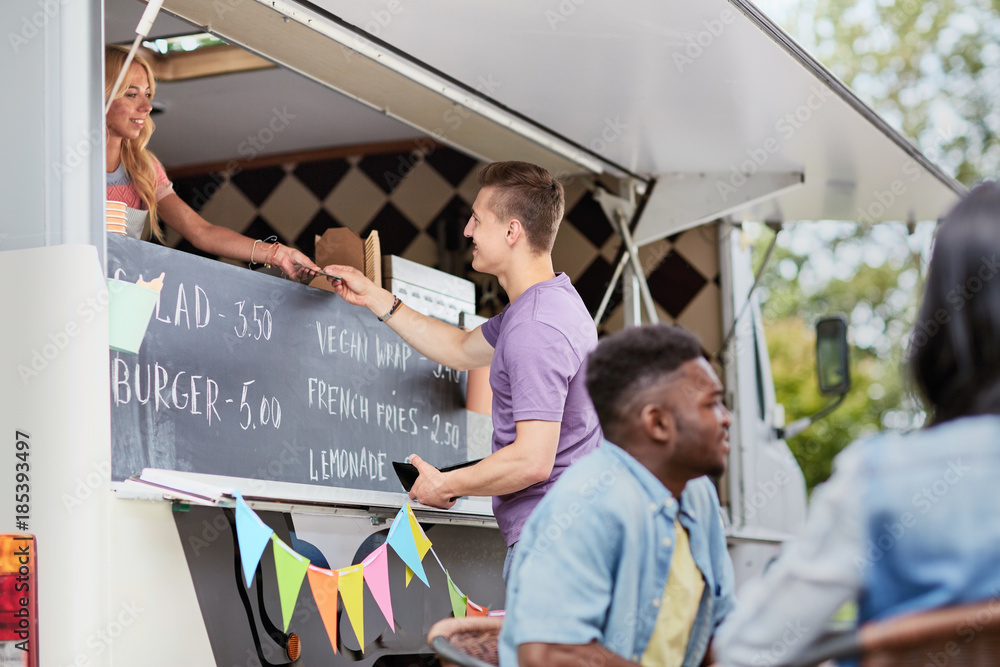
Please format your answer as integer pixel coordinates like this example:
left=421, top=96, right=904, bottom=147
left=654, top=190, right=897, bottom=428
left=480, top=272, right=602, bottom=545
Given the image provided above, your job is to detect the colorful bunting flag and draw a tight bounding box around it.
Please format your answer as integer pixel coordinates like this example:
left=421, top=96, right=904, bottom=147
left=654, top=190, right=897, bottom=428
left=338, top=564, right=365, bottom=651
left=230, top=496, right=489, bottom=656
left=306, top=565, right=339, bottom=654
left=386, top=505, right=428, bottom=586
left=407, top=504, right=434, bottom=553
left=362, top=544, right=394, bottom=631
left=272, top=535, right=310, bottom=633
left=446, top=571, right=467, bottom=618
left=234, top=493, right=274, bottom=587
left=405, top=506, right=433, bottom=586
left=466, top=600, right=488, bottom=617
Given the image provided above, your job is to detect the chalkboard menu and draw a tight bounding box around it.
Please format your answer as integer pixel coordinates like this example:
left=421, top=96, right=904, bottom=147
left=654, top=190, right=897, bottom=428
left=107, top=236, right=469, bottom=492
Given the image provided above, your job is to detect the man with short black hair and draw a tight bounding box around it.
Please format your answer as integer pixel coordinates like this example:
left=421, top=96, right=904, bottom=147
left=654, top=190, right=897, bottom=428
left=500, top=324, right=735, bottom=667
left=324, top=161, right=601, bottom=579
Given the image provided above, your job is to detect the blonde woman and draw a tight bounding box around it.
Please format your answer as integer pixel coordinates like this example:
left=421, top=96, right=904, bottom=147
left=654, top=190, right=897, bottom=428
left=104, top=45, right=318, bottom=279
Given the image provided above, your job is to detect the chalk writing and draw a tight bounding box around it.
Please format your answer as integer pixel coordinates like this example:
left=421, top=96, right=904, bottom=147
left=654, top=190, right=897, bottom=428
left=108, top=235, right=470, bottom=493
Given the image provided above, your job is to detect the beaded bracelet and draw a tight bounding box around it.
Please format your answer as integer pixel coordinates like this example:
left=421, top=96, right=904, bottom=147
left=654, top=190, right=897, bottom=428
left=378, top=295, right=403, bottom=323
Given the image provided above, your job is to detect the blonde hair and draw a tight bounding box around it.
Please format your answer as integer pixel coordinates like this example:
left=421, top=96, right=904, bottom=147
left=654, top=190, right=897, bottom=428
left=105, top=45, right=165, bottom=242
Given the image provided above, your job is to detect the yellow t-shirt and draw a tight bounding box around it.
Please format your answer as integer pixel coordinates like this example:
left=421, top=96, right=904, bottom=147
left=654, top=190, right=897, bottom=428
left=641, top=519, right=705, bottom=667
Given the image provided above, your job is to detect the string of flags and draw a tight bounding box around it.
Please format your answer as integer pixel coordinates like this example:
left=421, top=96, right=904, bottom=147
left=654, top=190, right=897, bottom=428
left=232, top=492, right=497, bottom=655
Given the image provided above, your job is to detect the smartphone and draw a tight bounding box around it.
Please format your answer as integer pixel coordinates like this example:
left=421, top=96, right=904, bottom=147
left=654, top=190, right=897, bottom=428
left=392, top=458, right=481, bottom=500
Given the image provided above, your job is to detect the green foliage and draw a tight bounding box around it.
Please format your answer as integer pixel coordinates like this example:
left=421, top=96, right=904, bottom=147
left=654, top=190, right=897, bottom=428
left=759, top=220, right=932, bottom=490
left=754, top=1, right=998, bottom=491
left=754, top=222, right=923, bottom=489
left=766, top=317, right=909, bottom=489
left=791, top=0, right=1000, bottom=185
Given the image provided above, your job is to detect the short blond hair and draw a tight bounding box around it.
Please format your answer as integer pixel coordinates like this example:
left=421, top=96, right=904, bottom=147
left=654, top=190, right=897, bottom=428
left=478, top=161, right=565, bottom=254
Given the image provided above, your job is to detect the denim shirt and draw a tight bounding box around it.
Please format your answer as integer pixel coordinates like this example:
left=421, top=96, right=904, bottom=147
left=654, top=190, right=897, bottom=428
left=860, top=416, right=1000, bottom=622
left=714, top=415, right=1000, bottom=667
left=499, top=442, right=735, bottom=666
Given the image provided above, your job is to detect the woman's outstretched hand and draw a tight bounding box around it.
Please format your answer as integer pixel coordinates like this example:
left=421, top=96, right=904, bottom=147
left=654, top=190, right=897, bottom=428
left=274, top=245, right=321, bottom=282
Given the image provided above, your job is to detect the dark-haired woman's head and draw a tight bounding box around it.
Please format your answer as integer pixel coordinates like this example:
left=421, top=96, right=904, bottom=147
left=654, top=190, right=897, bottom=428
left=910, top=181, right=1000, bottom=425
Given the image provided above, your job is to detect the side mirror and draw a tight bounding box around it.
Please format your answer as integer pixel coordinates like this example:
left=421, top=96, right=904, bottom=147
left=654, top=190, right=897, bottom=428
left=779, top=315, right=851, bottom=440
left=816, top=315, right=850, bottom=395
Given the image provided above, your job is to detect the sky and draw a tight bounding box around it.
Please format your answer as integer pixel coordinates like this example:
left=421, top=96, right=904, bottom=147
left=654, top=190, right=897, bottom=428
left=754, top=0, right=800, bottom=25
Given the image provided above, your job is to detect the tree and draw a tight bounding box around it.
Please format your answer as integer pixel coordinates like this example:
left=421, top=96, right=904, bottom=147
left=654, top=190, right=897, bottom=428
left=790, top=0, right=1000, bottom=184
left=754, top=223, right=925, bottom=489
left=749, top=0, right=999, bottom=491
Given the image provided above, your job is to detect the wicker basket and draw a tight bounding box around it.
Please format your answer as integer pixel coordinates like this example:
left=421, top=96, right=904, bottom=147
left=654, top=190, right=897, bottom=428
left=860, top=600, right=1000, bottom=667
left=788, top=599, right=1000, bottom=667
left=428, top=616, right=503, bottom=667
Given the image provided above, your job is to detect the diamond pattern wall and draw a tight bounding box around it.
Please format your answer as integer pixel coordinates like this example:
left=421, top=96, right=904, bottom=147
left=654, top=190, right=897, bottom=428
left=167, top=143, right=722, bottom=356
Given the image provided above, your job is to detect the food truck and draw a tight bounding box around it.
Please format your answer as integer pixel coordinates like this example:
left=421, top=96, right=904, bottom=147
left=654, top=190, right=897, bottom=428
left=0, top=0, right=964, bottom=664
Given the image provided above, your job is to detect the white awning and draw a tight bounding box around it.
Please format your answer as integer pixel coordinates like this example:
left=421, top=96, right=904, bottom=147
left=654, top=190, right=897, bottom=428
left=158, top=0, right=965, bottom=244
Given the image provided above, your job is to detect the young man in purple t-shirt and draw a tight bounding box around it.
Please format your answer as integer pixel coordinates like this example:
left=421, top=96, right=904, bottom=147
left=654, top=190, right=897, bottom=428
left=321, top=161, right=601, bottom=577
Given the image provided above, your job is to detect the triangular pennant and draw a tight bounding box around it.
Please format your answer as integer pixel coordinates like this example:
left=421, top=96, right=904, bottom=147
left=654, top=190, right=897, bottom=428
left=306, top=565, right=339, bottom=654
left=407, top=504, right=433, bottom=554
left=272, top=535, right=310, bottom=633
left=362, top=544, right=394, bottom=631
left=386, top=505, right=428, bottom=586
left=338, top=564, right=365, bottom=651
left=446, top=571, right=467, bottom=618
left=466, top=599, right=488, bottom=617
left=405, top=506, right=433, bottom=587
left=234, top=493, right=274, bottom=587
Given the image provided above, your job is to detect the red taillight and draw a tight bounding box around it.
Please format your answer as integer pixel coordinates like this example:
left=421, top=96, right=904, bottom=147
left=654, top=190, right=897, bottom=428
left=0, top=535, right=37, bottom=667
